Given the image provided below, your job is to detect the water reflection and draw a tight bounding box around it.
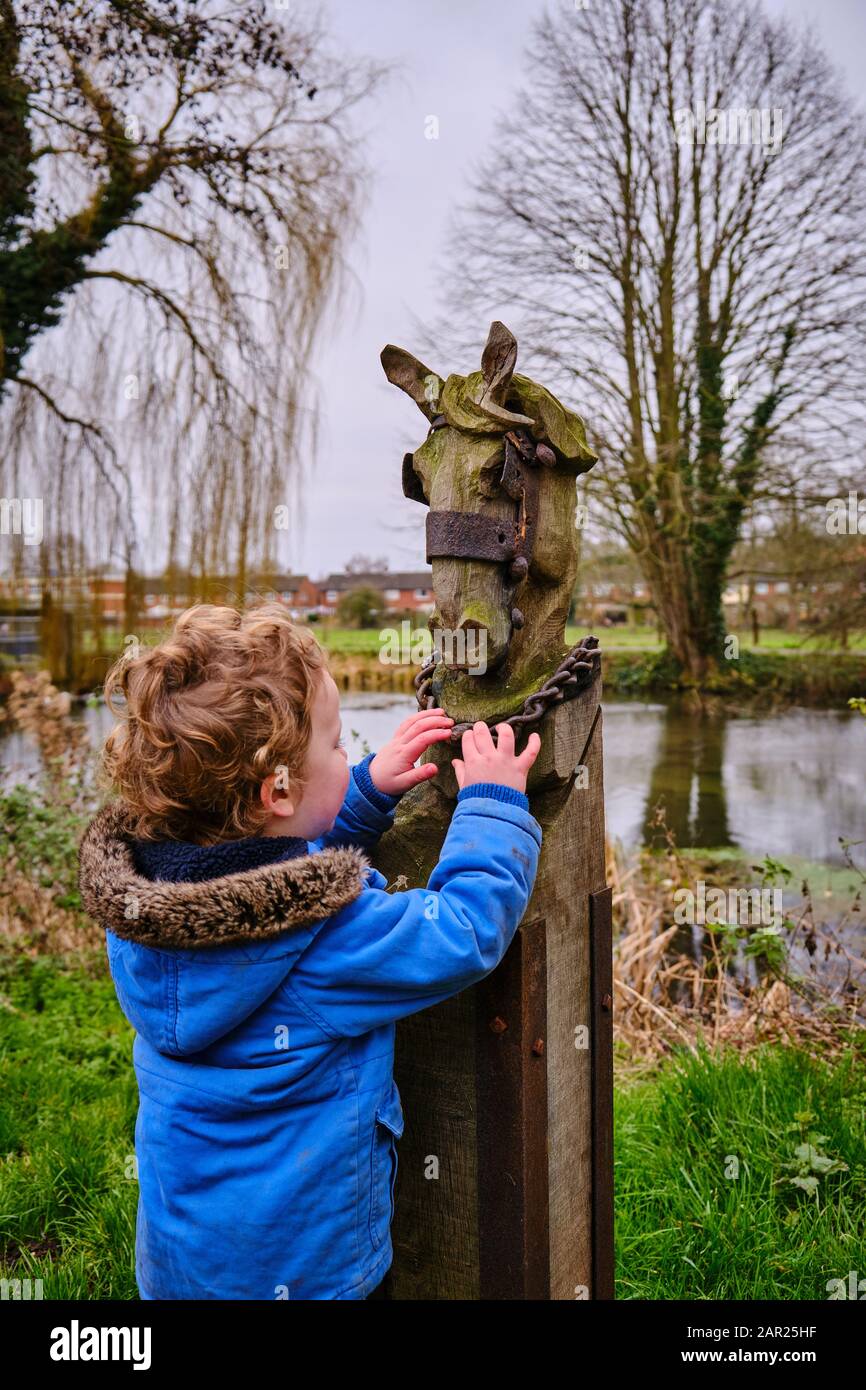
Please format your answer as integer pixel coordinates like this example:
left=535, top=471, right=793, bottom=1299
left=1, top=692, right=863, bottom=866
left=640, top=706, right=732, bottom=850
left=603, top=699, right=863, bottom=864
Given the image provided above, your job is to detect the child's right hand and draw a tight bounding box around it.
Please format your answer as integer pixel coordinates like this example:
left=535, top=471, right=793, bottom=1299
left=452, top=721, right=541, bottom=795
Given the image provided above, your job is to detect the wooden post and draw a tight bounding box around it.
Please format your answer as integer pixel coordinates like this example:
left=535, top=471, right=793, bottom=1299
left=373, top=670, right=612, bottom=1300
left=375, top=318, right=613, bottom=1299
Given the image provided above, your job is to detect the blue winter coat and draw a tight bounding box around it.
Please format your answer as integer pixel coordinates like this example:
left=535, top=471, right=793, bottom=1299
left=76, top=762, right=542, bottom=1300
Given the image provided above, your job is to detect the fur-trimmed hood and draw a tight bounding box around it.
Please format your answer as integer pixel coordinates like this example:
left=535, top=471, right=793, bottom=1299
left=77, top=799, right=370, bottom=951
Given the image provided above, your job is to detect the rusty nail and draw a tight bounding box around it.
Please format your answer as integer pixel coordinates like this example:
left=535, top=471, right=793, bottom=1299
left=489, top=1016, right=508, bottom=1034
left=601, top=994, right=612, bottom=1011
left=531, top=1037, right=545, bottom=1055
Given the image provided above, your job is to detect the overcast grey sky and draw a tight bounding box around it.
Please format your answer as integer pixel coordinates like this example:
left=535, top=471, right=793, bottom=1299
left=296, top=0, right=866, bottom=580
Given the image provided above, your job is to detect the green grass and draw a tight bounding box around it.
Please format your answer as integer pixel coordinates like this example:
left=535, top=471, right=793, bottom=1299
left=1, top=946, right=863, bottom=1299
left=615, top=1040, right=866, bottom=1299
left=8, top=622, right=864, bottom=672
left=568, top=625, right=866, bottom=653
left=0, top=948, right=140, bottom=1298
left=315, top=627, right=389, bottom=655
left=317, top=624, right=866, bottom=657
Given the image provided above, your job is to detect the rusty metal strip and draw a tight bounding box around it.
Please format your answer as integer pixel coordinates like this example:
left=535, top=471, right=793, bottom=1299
left=426, top=509, right=516, bottom=564
left=589, top=886, right=615, bottom=1300
left=475, top=916, right=550, bottom=1300
left=500, top=434, right=541, bottom=566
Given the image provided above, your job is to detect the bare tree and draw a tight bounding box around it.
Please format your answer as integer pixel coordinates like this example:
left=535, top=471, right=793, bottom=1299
left=417, top=0, right=866, bottom=680
left=345, top=553, right=389, bottom=574
left=0, top=0, right=386, bottom=619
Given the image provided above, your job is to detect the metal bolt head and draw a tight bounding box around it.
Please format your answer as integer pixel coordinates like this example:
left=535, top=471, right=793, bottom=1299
left=511, top=607, right=525, bottom=630
left=489, top=1016, right=508, bottom=1034
left=509, top=556, right=529, bottom=582
left=531, top=1037, right=545, bottom=1056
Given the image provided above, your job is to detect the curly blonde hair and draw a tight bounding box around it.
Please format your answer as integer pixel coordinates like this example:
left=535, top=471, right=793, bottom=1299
left=98, top=602, right=327, bottom=844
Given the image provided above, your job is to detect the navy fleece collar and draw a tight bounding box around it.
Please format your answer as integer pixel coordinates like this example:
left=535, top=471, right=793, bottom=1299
left=132, top=831, right=309, bottom=884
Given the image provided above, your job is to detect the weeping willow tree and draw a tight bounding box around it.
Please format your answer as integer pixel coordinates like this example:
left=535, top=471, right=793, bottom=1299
left=416, top=0, right=866, bottom=682
left=0, top=0, right=385, bottom=635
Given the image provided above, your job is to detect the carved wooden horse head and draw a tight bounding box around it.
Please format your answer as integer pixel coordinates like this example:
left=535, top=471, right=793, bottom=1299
left=381, top=321, right=598, bottom=720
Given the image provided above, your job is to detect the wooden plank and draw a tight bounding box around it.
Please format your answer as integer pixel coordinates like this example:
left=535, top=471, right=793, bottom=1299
left=541, top=693, right=606, bottom=1299
left=389, top=990, right=479, bottom=1300
left=590, top=885, right=615, bottom=1300
left=475, top=916, right=549, bottom=1300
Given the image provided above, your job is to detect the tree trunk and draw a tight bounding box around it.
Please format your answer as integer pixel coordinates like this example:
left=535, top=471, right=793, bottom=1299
left=123, top=563, right=141, bottom=642
left=648, top=568, right=724, bottom=683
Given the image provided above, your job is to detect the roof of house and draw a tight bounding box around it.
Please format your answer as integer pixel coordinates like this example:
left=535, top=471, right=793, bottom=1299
left=319, top=571, right=433, bottom=592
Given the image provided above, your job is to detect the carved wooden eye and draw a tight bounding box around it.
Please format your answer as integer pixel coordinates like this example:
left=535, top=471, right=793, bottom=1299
left=477, top=442, right=506, bottom=499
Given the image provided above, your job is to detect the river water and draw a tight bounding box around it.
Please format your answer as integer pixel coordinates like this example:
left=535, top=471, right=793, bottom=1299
left=2, top=692, right=862, bottom=867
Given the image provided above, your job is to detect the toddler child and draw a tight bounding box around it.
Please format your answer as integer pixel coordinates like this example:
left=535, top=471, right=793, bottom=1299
left=78, top=601, right=542, bottom=1299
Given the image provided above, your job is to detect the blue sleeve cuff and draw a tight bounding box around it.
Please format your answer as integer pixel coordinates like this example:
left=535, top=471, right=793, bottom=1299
left=352, top=753, right=401, bottom=813
left=456, top=783, right=529, bottom=812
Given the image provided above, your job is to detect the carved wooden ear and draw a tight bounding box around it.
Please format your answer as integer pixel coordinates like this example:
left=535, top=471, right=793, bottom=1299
left=479, top=320, right=517, bottom=406
left=381, top=345, right=444, bottom=423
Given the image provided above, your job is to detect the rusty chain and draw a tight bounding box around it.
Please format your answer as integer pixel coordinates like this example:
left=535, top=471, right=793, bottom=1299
left=414, top=633, right=602, bottom=742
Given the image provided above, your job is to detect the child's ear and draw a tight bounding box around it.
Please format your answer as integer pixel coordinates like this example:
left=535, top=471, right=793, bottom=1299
left=260, top=772, right=295, bottom=818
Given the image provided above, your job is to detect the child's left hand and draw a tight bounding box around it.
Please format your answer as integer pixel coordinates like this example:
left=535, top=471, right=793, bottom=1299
left=368, top=708, right=455, bottom=795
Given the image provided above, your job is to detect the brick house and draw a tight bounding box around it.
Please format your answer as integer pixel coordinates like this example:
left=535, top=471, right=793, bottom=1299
left=318, top=571, right=434, bottom=616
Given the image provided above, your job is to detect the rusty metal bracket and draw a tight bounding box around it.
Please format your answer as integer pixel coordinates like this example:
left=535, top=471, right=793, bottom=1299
left=425, top=509, right=517, bottom=564
left=500, top=429, right=541, bottom=574
left=420, top=429, right=544, bottom=577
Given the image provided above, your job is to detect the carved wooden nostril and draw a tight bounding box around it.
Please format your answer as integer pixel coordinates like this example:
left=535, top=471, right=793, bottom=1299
left=511, top=607, right=525, bottom=630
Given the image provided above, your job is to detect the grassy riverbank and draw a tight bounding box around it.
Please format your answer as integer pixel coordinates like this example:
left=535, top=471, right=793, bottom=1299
left=318, top=626, right=866, bottom=706
left=3, top=624, right=862, bottom=706
left=311, top=636, right=866, bottom=711
left=319, top=624, right=866, bottom=656
left=602, top=647, right=866, bottom=704
left=614, top=1041, right=865, bottom=1299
